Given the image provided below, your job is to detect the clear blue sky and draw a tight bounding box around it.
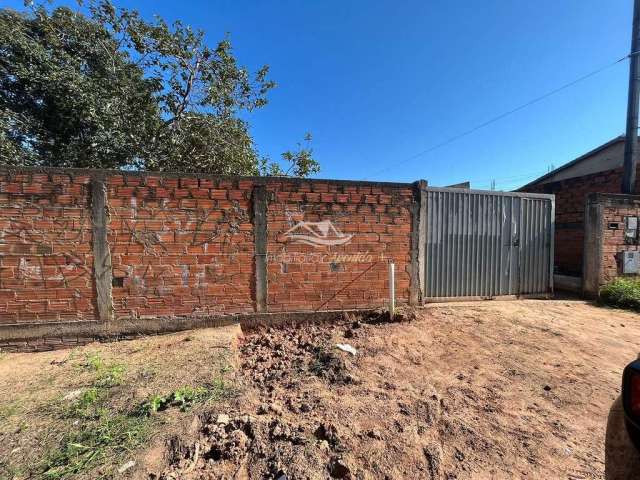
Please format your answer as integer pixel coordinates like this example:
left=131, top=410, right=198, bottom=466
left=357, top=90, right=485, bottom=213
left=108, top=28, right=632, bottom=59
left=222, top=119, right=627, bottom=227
left=6, top=0, right=633, bottom=189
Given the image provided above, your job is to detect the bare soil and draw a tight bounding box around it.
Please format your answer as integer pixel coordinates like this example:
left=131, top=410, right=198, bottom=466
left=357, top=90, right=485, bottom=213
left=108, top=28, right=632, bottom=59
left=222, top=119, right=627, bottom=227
left=150, top=299, right=640, bottom=480
left=2, top=299, right=639, bottom=479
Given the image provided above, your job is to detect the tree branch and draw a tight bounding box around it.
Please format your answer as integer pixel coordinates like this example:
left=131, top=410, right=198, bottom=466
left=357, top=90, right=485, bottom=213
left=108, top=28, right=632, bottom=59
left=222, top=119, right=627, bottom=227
left=170, top=53, right=202, bottom=127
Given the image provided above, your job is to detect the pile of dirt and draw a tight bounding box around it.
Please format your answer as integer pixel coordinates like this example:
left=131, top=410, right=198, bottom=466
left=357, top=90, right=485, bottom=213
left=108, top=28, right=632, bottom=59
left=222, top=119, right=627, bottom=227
left=157, top=318, right=369, bottom=479
left=159, top=412, right=345, bottom=479
left=241, top=323, right=357, bottom=388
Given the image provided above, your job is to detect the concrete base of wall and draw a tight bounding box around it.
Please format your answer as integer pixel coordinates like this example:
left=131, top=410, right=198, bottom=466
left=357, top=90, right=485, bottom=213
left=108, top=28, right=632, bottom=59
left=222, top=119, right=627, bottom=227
left=423, top=293, right=553, bottom=303
left=0, top=309, right=378, bottom=353
left=553, top=275, right=582, bottom=293
left=554, top=274, right=582, bottom=293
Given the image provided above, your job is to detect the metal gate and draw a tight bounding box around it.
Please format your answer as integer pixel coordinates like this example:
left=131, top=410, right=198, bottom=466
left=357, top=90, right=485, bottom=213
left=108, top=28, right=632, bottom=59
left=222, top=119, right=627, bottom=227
left=424, top=187, right=554, bottom=300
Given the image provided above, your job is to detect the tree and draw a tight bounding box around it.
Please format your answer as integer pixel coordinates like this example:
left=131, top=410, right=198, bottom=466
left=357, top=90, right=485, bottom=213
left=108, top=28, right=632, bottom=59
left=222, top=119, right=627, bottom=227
left=0, top=0, right=319, bottom=176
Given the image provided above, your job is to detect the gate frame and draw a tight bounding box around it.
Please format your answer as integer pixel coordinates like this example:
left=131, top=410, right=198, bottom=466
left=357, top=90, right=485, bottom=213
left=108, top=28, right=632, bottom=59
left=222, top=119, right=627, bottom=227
left=420, top=186, right=555, bottom=303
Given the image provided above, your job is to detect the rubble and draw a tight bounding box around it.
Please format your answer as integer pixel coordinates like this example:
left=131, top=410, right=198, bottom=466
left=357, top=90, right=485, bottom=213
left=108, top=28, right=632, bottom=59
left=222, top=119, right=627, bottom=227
left=156, top=310, right=433, bottom=479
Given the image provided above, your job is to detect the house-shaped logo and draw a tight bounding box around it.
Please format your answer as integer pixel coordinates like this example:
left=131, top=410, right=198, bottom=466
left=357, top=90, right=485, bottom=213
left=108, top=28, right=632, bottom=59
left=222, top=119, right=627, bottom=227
left=280, top=220, right=353, bottom=247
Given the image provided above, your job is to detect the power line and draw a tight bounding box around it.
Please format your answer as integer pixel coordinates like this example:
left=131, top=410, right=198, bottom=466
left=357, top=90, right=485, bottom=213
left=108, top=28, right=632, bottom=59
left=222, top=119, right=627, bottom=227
left=475, top=169, right=558, bottom=191
left=463, top=168, right=549, bottom=185
left=367, top=53, right=636, bottom=180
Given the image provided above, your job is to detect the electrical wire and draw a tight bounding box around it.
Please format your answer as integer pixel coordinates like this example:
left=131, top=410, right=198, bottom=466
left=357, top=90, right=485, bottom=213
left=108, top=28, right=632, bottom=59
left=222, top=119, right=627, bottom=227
left=366, top=52, right=637, bottom=180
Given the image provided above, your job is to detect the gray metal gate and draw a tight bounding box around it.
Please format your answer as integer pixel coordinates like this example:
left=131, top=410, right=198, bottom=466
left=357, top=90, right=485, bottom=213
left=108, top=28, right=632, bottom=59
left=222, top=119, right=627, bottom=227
left=424, top=187, right=554, bottom=300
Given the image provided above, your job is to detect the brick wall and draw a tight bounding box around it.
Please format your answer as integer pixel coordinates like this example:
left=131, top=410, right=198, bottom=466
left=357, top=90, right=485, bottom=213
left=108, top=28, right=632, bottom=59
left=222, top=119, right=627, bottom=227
left=523, top=167, right=639, bottom=275
left=582, top=194, right=640, bottom=296
left=265, top=180, right=414, bottom=312
left=0, top=168, right=419, bottom=338
left=600, top=200, right=640, bottom=284
left=0, top=171, right=96, bottom=324
left=107, top=174, right=256, bottom=318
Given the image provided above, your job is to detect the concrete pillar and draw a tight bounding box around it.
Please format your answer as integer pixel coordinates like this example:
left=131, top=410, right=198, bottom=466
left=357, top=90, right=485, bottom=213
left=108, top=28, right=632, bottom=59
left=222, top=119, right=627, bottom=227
left=253, top=184, right=268, bottom=312
left=91, top=176, right=114, bottom=321
left=582, top=193, right=604, bottom=299
left=409, top=179, right=428, bottom=305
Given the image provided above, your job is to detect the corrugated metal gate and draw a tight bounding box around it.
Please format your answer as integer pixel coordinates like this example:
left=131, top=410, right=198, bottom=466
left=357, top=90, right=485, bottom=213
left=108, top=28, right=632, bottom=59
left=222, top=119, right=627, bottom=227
left=424, top=187, right=554, bottom=300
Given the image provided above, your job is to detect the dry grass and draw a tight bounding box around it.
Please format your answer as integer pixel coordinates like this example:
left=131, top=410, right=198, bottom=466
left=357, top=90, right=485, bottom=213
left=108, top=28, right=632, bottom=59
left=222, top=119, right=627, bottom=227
left=0, top=325, right=241, bottom=479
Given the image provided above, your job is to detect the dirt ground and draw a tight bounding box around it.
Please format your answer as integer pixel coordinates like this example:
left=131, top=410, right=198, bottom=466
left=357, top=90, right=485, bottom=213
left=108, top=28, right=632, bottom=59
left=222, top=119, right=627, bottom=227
left=2, top=299, right=640, bottom=479
left=0, top=325, right=240, bottom=479
left=150, top=299, right=640, bottom=480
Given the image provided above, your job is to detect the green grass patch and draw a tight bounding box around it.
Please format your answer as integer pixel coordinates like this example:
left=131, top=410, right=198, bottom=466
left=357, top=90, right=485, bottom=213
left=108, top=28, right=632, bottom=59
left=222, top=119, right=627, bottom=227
left=36, top=359, right=236, bottom=478
left=39, top=412, right=153, bottom=479
left=139, top=366, right=236, bottom=415
left=83, top=353, right=126, bottom=388
left=600, top=278, right=640, bottom=310
left=63, top=388, right=103, bottom=419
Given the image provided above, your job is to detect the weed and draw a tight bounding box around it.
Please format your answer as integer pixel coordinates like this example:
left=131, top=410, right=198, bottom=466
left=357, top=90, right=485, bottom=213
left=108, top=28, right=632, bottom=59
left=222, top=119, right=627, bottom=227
left=600, top=278, right=640, bottom=310
left=34, top=356, right=235, bottom=478
left=142, top=393, right=171, bottom=414
left=139, top=387, right=207, bottom=415
left=208, top=373, right=235, bottom=402
left=85, top=353, right=104, bottom=371
left=173, top=386, right=208, bottom=410
left=81, top=353, right=126, bottom=388
left=0, top=402, right=20, bottom=421
left=64, top=388, right=104, bottom=419
left=139, top=366, right=235, bottom=415
left=95, top=363, right=126, bottom=388
left=39, top=413, right=152, bottom=479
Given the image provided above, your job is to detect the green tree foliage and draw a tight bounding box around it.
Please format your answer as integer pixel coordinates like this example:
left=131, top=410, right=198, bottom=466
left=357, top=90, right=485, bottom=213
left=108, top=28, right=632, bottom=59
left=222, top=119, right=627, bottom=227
left=0, top=0, right=319, bottom=176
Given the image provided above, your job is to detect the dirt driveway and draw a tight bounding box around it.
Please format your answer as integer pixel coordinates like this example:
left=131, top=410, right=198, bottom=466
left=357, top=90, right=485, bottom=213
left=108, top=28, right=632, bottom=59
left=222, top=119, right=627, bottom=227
left=157, top=299, right=640, bottom=479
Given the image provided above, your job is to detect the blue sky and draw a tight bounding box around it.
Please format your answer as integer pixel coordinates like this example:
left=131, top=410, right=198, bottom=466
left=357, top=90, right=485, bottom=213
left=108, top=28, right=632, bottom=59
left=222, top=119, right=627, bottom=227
left=6, top=1, right=632, bottom=189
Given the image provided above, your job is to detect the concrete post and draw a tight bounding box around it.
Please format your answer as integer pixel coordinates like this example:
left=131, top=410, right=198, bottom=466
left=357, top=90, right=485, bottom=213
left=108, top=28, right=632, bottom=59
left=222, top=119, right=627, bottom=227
left=91, top=176, right=114, bottom=321
left=409, top=179, right=428, bottom=305
left=582, top=193, right=604, bottom=298
left=253, top=184, right=268, bottom=312
left=389, top=262, right=395, bottom=317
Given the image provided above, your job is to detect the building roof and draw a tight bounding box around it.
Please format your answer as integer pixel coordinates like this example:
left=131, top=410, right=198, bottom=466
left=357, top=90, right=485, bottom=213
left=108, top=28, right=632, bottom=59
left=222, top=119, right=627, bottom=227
left=517, top=135, right=625, bottom=190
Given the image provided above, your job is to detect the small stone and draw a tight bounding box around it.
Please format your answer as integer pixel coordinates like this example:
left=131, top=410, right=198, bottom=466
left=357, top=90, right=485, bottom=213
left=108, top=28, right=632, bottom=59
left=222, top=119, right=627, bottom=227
left=63, top=389, right=84, bottom=401
left=216, top=413, right=230, bottom=425
left=117, top=460, right=136, bottom=474
left=229, top=430, right=248, bottom=450
left=543, top=385, right=551, bottom=392
left=188, top=415, right=200, bottom=434
left=367, top=429, right=382, bottom=440
left=300, top=403, right=312, bottom=413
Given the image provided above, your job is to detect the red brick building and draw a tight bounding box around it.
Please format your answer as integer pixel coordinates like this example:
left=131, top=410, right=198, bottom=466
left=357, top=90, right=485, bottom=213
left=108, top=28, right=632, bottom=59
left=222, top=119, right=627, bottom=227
left=519, top=136, right=638, bottom=277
